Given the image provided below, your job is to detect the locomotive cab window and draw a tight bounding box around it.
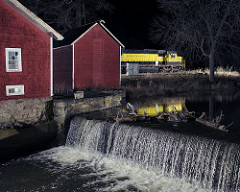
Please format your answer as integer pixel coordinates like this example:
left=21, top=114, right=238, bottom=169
left=6, top=48, right=22, bottom=72
left=171, top=55, right=176, bottom=58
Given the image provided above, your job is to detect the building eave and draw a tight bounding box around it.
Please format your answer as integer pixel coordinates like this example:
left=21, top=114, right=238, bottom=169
left=71, top=21, right=125, bottom=48
left=3, top=0, right=64, bottom=40
left=99, top=21, right=125, bottom=48
left=71, top=23, right=98, bottom=45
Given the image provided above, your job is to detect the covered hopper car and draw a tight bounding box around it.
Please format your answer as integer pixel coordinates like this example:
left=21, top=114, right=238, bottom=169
left=121, top=49, right=185, bottom=73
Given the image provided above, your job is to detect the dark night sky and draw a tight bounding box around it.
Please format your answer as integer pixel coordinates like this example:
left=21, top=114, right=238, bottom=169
left=18, top=0, right=158, bottom=49
left=103, top=0, right=158, bottom=49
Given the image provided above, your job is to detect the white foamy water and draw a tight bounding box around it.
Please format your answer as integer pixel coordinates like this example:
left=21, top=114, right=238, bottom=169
left=30, top=146, right=209, bottom=192
left=64, top=117, right=240, bottom=192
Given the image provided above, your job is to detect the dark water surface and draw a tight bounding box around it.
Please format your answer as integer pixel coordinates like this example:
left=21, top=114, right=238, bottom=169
left=85, top=95, right=240, bottom=144
left=0, top=121, right=58, bottom=164
left=0, top=95, right=240, bottom=192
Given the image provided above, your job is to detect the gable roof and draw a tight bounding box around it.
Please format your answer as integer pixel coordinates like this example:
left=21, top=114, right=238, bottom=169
left=3, top=0, right=63, bottom=40
left=54, top=20, right=125, bottom=48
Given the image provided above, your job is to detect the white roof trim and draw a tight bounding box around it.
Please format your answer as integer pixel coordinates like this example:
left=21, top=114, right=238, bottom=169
left=53, top=44, right=72, bottom=50
left=99, top=22, right=125, bottom=48
left=3, top=0, right=63, bottom=40
left=71, top=22, right=125, bottom=48
left=71, top=23, right=99, bottom=45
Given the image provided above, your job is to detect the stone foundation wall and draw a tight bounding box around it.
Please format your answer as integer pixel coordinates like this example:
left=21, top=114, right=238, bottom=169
left=0, top=97, right=52, bottom=129
left=0, top=91, right=124, bottom=129
left=54, top=95, right=122, bottom=125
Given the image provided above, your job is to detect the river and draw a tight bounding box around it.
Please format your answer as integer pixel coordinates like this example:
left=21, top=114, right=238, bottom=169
left=0, top=95, right=240, bottom=192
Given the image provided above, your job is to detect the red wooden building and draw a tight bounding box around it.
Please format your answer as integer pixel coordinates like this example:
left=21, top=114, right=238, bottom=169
left=0, top=0, right=63, bottom=100
left=53, top=21, right=124, bottom=95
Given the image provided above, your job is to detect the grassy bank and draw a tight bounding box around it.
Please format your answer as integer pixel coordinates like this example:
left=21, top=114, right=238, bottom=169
left=121, top=69, right=240, bottom=98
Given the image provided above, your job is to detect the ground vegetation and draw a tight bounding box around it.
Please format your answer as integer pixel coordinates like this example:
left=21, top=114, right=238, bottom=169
left=121, top=69, right=240, bottom=98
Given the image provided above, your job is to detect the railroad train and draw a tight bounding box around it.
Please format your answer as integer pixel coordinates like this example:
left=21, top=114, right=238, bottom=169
left=121, top=49, right=186, bottom=73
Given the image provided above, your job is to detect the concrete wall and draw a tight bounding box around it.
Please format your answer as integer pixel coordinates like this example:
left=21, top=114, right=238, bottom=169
left=0, top=97, right=52, bottom=129
left=54, top=94, right=122, bottom=125
left=0, top=90, right=124, bottom=129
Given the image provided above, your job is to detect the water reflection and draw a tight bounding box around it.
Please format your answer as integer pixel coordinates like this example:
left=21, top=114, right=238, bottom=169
left=0, top=129, right=19, bottom=140
left=82, top=94, right=240, bottom=144
left=82, top=94, right=240, bottom=129
left=125, top=98, right=185, bottom=116
left=124, top=95, right=240, bottom=123
left=0, top=121, right=58, bottom=164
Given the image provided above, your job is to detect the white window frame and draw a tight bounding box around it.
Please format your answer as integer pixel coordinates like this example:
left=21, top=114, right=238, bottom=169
left=6, top=85, right=25, bottom=96
left=5, top=48, right=22, bottom=72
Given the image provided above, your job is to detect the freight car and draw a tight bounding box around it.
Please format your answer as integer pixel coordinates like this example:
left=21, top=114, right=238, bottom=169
left=121, top=49, right=185, bottom=73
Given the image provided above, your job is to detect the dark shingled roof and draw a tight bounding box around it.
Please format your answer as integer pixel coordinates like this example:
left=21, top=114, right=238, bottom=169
left=53, top=23, right=93, bottom=48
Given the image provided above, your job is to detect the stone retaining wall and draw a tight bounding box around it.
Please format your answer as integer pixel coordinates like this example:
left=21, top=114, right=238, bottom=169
left=53, top=94, right=122, bottom=125
left=0, top=91, right=124, bottom=129
left=0, top=97, right=52, bottom=129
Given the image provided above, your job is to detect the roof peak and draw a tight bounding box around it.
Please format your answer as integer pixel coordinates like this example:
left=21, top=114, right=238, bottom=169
left=54, top=21, right=124, bottom=48
left=3, top=0, right=63, bottom=40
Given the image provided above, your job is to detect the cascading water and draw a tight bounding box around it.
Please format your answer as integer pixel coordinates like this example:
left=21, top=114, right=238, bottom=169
left=66, top=117, right=240, bottom=192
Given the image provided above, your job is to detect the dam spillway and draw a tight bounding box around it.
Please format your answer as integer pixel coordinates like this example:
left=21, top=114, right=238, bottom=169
left=66, top=117, right=240, bottom=192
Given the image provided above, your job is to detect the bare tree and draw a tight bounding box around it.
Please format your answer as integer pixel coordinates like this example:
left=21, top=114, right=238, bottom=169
left=150, top=0, right=240, bottom=82
left=19, top=0, right=114, bottom=34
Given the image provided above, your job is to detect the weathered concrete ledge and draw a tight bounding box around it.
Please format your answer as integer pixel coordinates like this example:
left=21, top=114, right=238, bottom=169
left=53, top=94, right=123, bottom=125
left=0, top=90, right=125, bottom=129
left=0, top=97, right=52, bottom=129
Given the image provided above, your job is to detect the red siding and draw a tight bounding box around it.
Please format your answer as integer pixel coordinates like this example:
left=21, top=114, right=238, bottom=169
left=74, top=33, right=93, bottom=89
left=92, top=39, right=104, bottom=87
left=0, top=1, right=51, bottom=100
left=74, top=24, right=120, bottom=89
left=53, top=45, right=73, bottom=94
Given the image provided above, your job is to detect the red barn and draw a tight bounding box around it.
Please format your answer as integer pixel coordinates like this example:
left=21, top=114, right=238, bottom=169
left=0, top=0, right=63, bottom=100
left=53, top=21, right=124, bottom=95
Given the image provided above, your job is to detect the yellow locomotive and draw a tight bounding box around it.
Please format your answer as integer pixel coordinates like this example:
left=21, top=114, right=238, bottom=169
left=121, top=49, right=185, bottom=73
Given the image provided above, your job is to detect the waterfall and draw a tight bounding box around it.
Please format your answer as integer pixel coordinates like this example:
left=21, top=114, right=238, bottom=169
left=66, top=117, right=240, bottom=192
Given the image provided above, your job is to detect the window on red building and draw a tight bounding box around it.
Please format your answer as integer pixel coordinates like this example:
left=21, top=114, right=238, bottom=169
left=5, top=48, right=22, bottom=72
left=6, top=85, right=25, bottom=96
